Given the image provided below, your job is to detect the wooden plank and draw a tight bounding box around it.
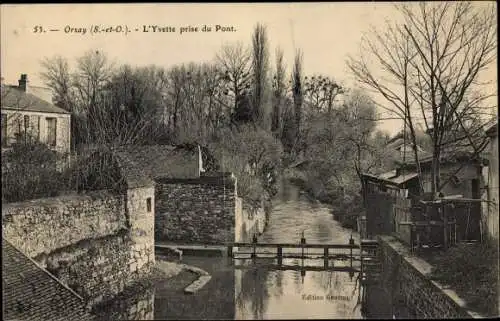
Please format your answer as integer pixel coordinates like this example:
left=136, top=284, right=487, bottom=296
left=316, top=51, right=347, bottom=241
left=230, top=242, right=359, bottom=249
left=233, top=253, right=363, bottom=260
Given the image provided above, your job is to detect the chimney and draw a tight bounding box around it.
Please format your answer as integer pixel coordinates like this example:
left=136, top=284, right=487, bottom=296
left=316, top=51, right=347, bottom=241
left=18, top=74, right=28, bottom=92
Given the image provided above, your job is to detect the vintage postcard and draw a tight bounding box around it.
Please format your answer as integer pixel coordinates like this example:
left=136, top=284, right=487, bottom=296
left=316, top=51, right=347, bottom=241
left=1, top=2, right=498, bottom=320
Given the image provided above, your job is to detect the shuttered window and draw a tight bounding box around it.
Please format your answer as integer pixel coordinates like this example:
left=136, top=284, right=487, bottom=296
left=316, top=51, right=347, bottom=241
left=46, top=117, right=57, bottom=147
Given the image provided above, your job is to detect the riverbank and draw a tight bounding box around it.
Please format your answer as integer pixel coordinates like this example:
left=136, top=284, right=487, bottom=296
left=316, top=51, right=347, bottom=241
left=283, top=175, right=362, bottom=231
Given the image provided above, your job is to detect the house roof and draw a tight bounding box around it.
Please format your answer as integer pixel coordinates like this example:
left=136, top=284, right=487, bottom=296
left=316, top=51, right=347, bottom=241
left=2, top=239, right=94, bottom=321
left=112, top=144, right=201, bottom=180
left=1, top=86, right=70, bottom=115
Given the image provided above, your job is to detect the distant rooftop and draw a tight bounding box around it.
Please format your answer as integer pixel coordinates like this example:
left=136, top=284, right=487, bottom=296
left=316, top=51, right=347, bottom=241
left=2, top=239, right=93, bottom=321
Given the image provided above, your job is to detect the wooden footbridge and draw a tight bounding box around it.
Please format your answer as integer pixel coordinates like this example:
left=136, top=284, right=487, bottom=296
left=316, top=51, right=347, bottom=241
left=226, top=236, right=380, bottom=277
left=155, top=236, right=381, bottom=282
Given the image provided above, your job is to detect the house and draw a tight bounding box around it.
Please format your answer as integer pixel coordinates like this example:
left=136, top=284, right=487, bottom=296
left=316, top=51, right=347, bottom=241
left=2, top=239, right=93, bottom=321
left=361, top=130, right=486, bottom=241
left=482, top=121, right=498, bottom=243
left=1, top=74, right=71, bottom=155
left=398, top=150, right=484, bottom=200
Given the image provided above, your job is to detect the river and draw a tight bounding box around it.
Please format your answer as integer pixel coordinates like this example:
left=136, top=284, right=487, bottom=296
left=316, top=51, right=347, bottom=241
left=234, top=182, right=364, bottom=319
left=94, top=182, right=393, bottom=320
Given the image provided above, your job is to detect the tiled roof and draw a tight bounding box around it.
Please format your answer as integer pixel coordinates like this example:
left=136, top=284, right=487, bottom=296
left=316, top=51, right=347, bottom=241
left=2, top=239, right=94, bottom=321
left=1, top=86, right=70, bottom=114
left=112, top=144, right=201, bottom=180
left=111, top=148, right=156, bottom=189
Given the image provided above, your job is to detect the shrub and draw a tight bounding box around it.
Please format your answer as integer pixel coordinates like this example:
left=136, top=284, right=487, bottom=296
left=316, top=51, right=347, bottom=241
left=2, top=140, right=68, bottom=202
left=208, top=124, right=284, bottom=206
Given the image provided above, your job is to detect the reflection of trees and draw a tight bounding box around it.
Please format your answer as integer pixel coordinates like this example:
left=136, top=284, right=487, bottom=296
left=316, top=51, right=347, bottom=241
left=314, top=218, right=333, bottom=242
left=275, top=270, right=284, bottom=297
left=236, top=267, right=271, bottom=320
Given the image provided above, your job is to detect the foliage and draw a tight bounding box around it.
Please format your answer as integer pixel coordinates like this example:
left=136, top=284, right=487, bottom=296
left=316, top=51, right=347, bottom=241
left=209, top=124, right=283, bottom=207
left=2, top=139, right=67, bottom=202
left=426, top=242, right=499, bottom=316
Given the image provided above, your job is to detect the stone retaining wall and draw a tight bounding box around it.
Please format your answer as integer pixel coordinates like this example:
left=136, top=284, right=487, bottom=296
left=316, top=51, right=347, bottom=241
left=378, top=235, right=483, bottom=319
left=2, top=191, right=126, bottom=258
left=155, top=176, right=236, bottom=244
left=2, top=186, right=155, bottom=306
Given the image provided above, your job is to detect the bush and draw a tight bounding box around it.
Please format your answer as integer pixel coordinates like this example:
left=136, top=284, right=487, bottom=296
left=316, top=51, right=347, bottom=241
left=208, top=124, right=284, bottom=207
left=2, top=141, right=69, bottom=203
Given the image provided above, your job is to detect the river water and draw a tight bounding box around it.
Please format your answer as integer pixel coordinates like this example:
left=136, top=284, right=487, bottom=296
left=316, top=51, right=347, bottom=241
left=234, top=183, right=364, bottom=319
left=94, top=182, right=393, bottom=320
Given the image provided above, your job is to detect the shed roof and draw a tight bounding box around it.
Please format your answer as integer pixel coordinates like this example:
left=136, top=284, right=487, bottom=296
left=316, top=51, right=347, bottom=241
left=362, top=170, right=419, bottom=187
left=1, top=86, right=70, bottom=115
left=2, top=239, right=93, bottom=321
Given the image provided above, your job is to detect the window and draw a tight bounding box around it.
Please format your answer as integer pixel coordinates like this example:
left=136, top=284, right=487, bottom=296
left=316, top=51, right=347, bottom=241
left=23, top=115, right=29, bottom=133
left=46, top=117, right=57, bottom=147
left=146, top=197, right=152, bottom=212
left=37, top=116, right=41, bottom=141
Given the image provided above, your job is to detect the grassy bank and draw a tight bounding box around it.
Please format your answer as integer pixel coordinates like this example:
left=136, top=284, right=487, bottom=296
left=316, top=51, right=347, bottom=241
left=422, top=242, right=499, bottom=317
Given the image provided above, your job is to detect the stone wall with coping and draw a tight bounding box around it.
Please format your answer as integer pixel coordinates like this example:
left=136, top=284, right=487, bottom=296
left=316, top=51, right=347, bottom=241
left=1, top=186, right=155, bottom=306
left=2, top=191, right=127, bottom=258
left=377, top=235, right=483, bottom=319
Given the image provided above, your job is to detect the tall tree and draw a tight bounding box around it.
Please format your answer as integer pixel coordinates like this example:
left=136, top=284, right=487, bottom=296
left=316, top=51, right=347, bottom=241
left=347, top=2, right=497, bottom=198
left=291, top=49, right=304, bottom=153
left=271, top=47, right=287, bottom=135
left=251, top=23, right=271, bottom=126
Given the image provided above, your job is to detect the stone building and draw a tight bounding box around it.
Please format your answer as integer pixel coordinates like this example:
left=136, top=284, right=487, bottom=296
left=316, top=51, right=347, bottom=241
left=1, top=74, right=71, bottom=154
left=112, top=144, right=238, bottom=244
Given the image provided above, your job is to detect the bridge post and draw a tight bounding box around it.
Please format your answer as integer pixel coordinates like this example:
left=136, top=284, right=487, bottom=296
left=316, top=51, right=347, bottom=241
left=323, top=247, right=329, bottom=268
left=277, top=246, right=282, bottom=265
left=227, top=245, right=233, bottom=258
left=349, top=236, right=354, bottom=269
left=251, top=234, right=257, bottom=259
left=300, top=232, right=306, bottom=259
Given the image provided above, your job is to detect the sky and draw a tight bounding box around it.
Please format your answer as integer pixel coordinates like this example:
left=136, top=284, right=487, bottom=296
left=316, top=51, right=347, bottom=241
left=1, top=3, right=497, bottom=135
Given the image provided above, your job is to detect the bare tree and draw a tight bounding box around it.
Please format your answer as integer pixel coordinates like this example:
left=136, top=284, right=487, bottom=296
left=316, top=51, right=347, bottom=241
left=347, top=2, right=497, bottom=198
left=215, top=42, right=252, bottom=122
left=40, top=56, right=73, bottom=112
left=303, top=74, right=344, bottom=114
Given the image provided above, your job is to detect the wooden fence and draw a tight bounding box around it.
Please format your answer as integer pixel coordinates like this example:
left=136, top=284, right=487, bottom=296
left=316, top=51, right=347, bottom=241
left=393, top=197, right=412, bottom=245
left=365, top=188, right=482, bottom=251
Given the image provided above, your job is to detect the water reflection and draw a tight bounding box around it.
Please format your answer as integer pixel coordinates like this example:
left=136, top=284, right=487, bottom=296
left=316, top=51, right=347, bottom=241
left=235, top=184, right=364, bottom=319
left=92, top=286, right=155, bottom=321
left=95, top=182, right=393, bottom=320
